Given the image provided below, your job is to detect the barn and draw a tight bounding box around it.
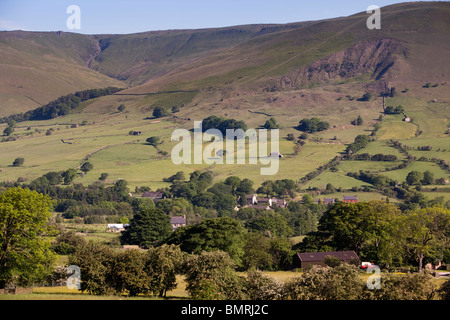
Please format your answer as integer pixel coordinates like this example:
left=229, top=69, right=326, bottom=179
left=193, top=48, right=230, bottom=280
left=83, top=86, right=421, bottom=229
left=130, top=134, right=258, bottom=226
left=292, top=251, right=360, bottom=269
left=343, top=195, right=358, bottom=203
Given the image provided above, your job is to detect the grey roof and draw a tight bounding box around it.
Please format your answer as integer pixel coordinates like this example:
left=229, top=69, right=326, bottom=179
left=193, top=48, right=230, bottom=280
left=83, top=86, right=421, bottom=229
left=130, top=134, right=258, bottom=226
left=171, top=216, right=186, bottom=224
left=296, top=251, right=359, bottom=262
left=142, top=192, right=164, bottom=198
left=343, top=195, right=358, bottom=200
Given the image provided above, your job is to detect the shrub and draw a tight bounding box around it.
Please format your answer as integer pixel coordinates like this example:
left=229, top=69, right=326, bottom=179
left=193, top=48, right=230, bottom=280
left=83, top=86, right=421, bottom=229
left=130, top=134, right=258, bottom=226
left=284, top=264, right=365, bottom=300
left=245, top=270, right=285, bottom=300
left=368, top=272, right=436, bottom=300
left=153, top=106, right=168, bottom=118
left=80, top=162, right=93, bottom=173
left=12, top=157, right=25, bottom=167
left=297, top=118, right=329, bottom=133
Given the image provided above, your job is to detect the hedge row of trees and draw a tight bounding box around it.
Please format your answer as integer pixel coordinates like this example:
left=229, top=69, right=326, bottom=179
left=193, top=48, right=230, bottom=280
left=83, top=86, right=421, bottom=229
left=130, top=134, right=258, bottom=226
left=346, top=134, right=371, bottom=154
left=1, top=87, right=123, bottom=124
left=65, top=242, right=450, bottom=300
left=348, top=153, right=398, bottom=161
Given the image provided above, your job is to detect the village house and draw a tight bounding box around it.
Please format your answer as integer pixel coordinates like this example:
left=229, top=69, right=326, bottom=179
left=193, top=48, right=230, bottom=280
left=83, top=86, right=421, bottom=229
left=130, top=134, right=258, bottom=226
left=141, top=191, right=165, bottom=203
left=244, top=194, right=257, bottom=206
left=243, top=195, right=287, bottom=209
left=171, top=215, right=187, bottom=231
left=314, top=198, right=336, bottom=205
left=270, top=197, right=287, bottom=208
left=292, top=251, right=360, bottom=269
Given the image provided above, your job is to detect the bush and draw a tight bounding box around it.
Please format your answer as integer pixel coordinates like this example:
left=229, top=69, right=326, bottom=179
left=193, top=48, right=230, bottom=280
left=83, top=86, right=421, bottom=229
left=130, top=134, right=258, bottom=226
left=324, top=255, right=341, bottom=267
left=99, top=173, right=109, bottom=181
left=438, top=278, right=450, bottom=300
left=368, top=272, right=436, bottom=300
left=297, top=118, right=329, bottom=133
left=245, top=270, right=285, bottom=300
left=153, top=106, right=168, bottom=118
left=284, top=264, right=365, bottom=300
left=3, top=126, right=14, bottom=136
left=12, top=157, right=25, bottom=167
left=146, top=136, right=161, bottom=146
left=184, top=251, right=246, bottom=300
left=80, top=162, right=93, bottom=173
left=263, top=117, right=280, bottom=129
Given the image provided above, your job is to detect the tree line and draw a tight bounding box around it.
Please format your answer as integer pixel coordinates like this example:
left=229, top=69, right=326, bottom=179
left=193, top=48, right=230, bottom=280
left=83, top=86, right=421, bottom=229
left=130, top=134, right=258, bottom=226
left=0, top=87, right=123, bottom=124
left=67, top=243, right=450, bottom=300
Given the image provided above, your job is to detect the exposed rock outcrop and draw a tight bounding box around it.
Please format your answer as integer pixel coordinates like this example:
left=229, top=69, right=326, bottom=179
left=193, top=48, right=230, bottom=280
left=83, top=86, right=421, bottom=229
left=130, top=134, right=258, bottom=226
left=292, top=38, right=407, bottom=86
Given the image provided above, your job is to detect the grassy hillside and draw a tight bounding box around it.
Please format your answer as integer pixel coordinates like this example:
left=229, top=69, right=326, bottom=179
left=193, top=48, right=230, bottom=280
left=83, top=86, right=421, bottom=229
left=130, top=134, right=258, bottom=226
left=0, top=2, right=449, bottom=198
left=0, top=31, right=126, bottom=116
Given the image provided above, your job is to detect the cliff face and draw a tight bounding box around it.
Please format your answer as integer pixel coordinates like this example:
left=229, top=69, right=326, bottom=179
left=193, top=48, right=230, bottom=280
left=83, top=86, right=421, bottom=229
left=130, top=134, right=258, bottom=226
left=290, top=38, right=407, bottom=87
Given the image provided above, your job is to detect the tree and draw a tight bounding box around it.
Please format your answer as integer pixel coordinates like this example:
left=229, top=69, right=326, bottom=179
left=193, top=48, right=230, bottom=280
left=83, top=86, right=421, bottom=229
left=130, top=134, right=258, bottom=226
left=183, top=251, right=245, bottom=300
left=224, top=176, right=241, bottom=194
left=406, top=171, right=424, bottom=186
left=0, top=187, right=57, bottom=288
left=305, top=201, right=402, bottom=263
left=3, top=126, right=13, bottom=136
left=390, top=87, right=397, bottom=97
left=146, top=136, right=161, bottom=146
left=6, top=119, right=16, bottom=128
left=62, top=168, right=77, bottom=185
left=165, top=217, right=247, bottom=266
left=118, top=104, right=126, bottom=112
left=399, top=206, right=450, bottom=272
left=245, top=270, right=284, bottom=300
left=146, top=244, right=184, bottom=297
left=51, top=231, right=87, bottom=255
left=163, top=171, right=185, bottom=182
left=369, top=272, right=436, bottom=300
left=263, top=117, right=279, bottom=129
left=68, top=242, right=116, bottom=295
left=120, top=208, right=172, bottom=248
left=242, top=232, right=273, bottom=270
left=80, top=162, right=93, bottom=173
left=284, top=264, right=365, bottom=300
left=346, top=135, right=370, bottom=154
left=297, top=118, right=329, bottom=133
left=153, top=106, right=168, bottom=118
left=360, top=92, right=372, bottom=101
left=12, top=157, right=24, bottom=167
left=421, top=170, right=434, bottom=185
left=245, top=213, right=293, bottom=238
left=108, top=249, right=150, bottom=296
left=43, top=171, right=63, bottom=185
left=356, top=115, right=363, bottom=126
left=99, top=173, right=109, bottom=181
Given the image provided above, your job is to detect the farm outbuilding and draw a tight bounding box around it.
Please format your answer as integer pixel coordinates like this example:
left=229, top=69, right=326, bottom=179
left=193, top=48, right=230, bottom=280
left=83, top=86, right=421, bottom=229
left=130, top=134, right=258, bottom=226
left=293, top=251, right=360, bottom=269
left=343, top=195, right=358, bottom=203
